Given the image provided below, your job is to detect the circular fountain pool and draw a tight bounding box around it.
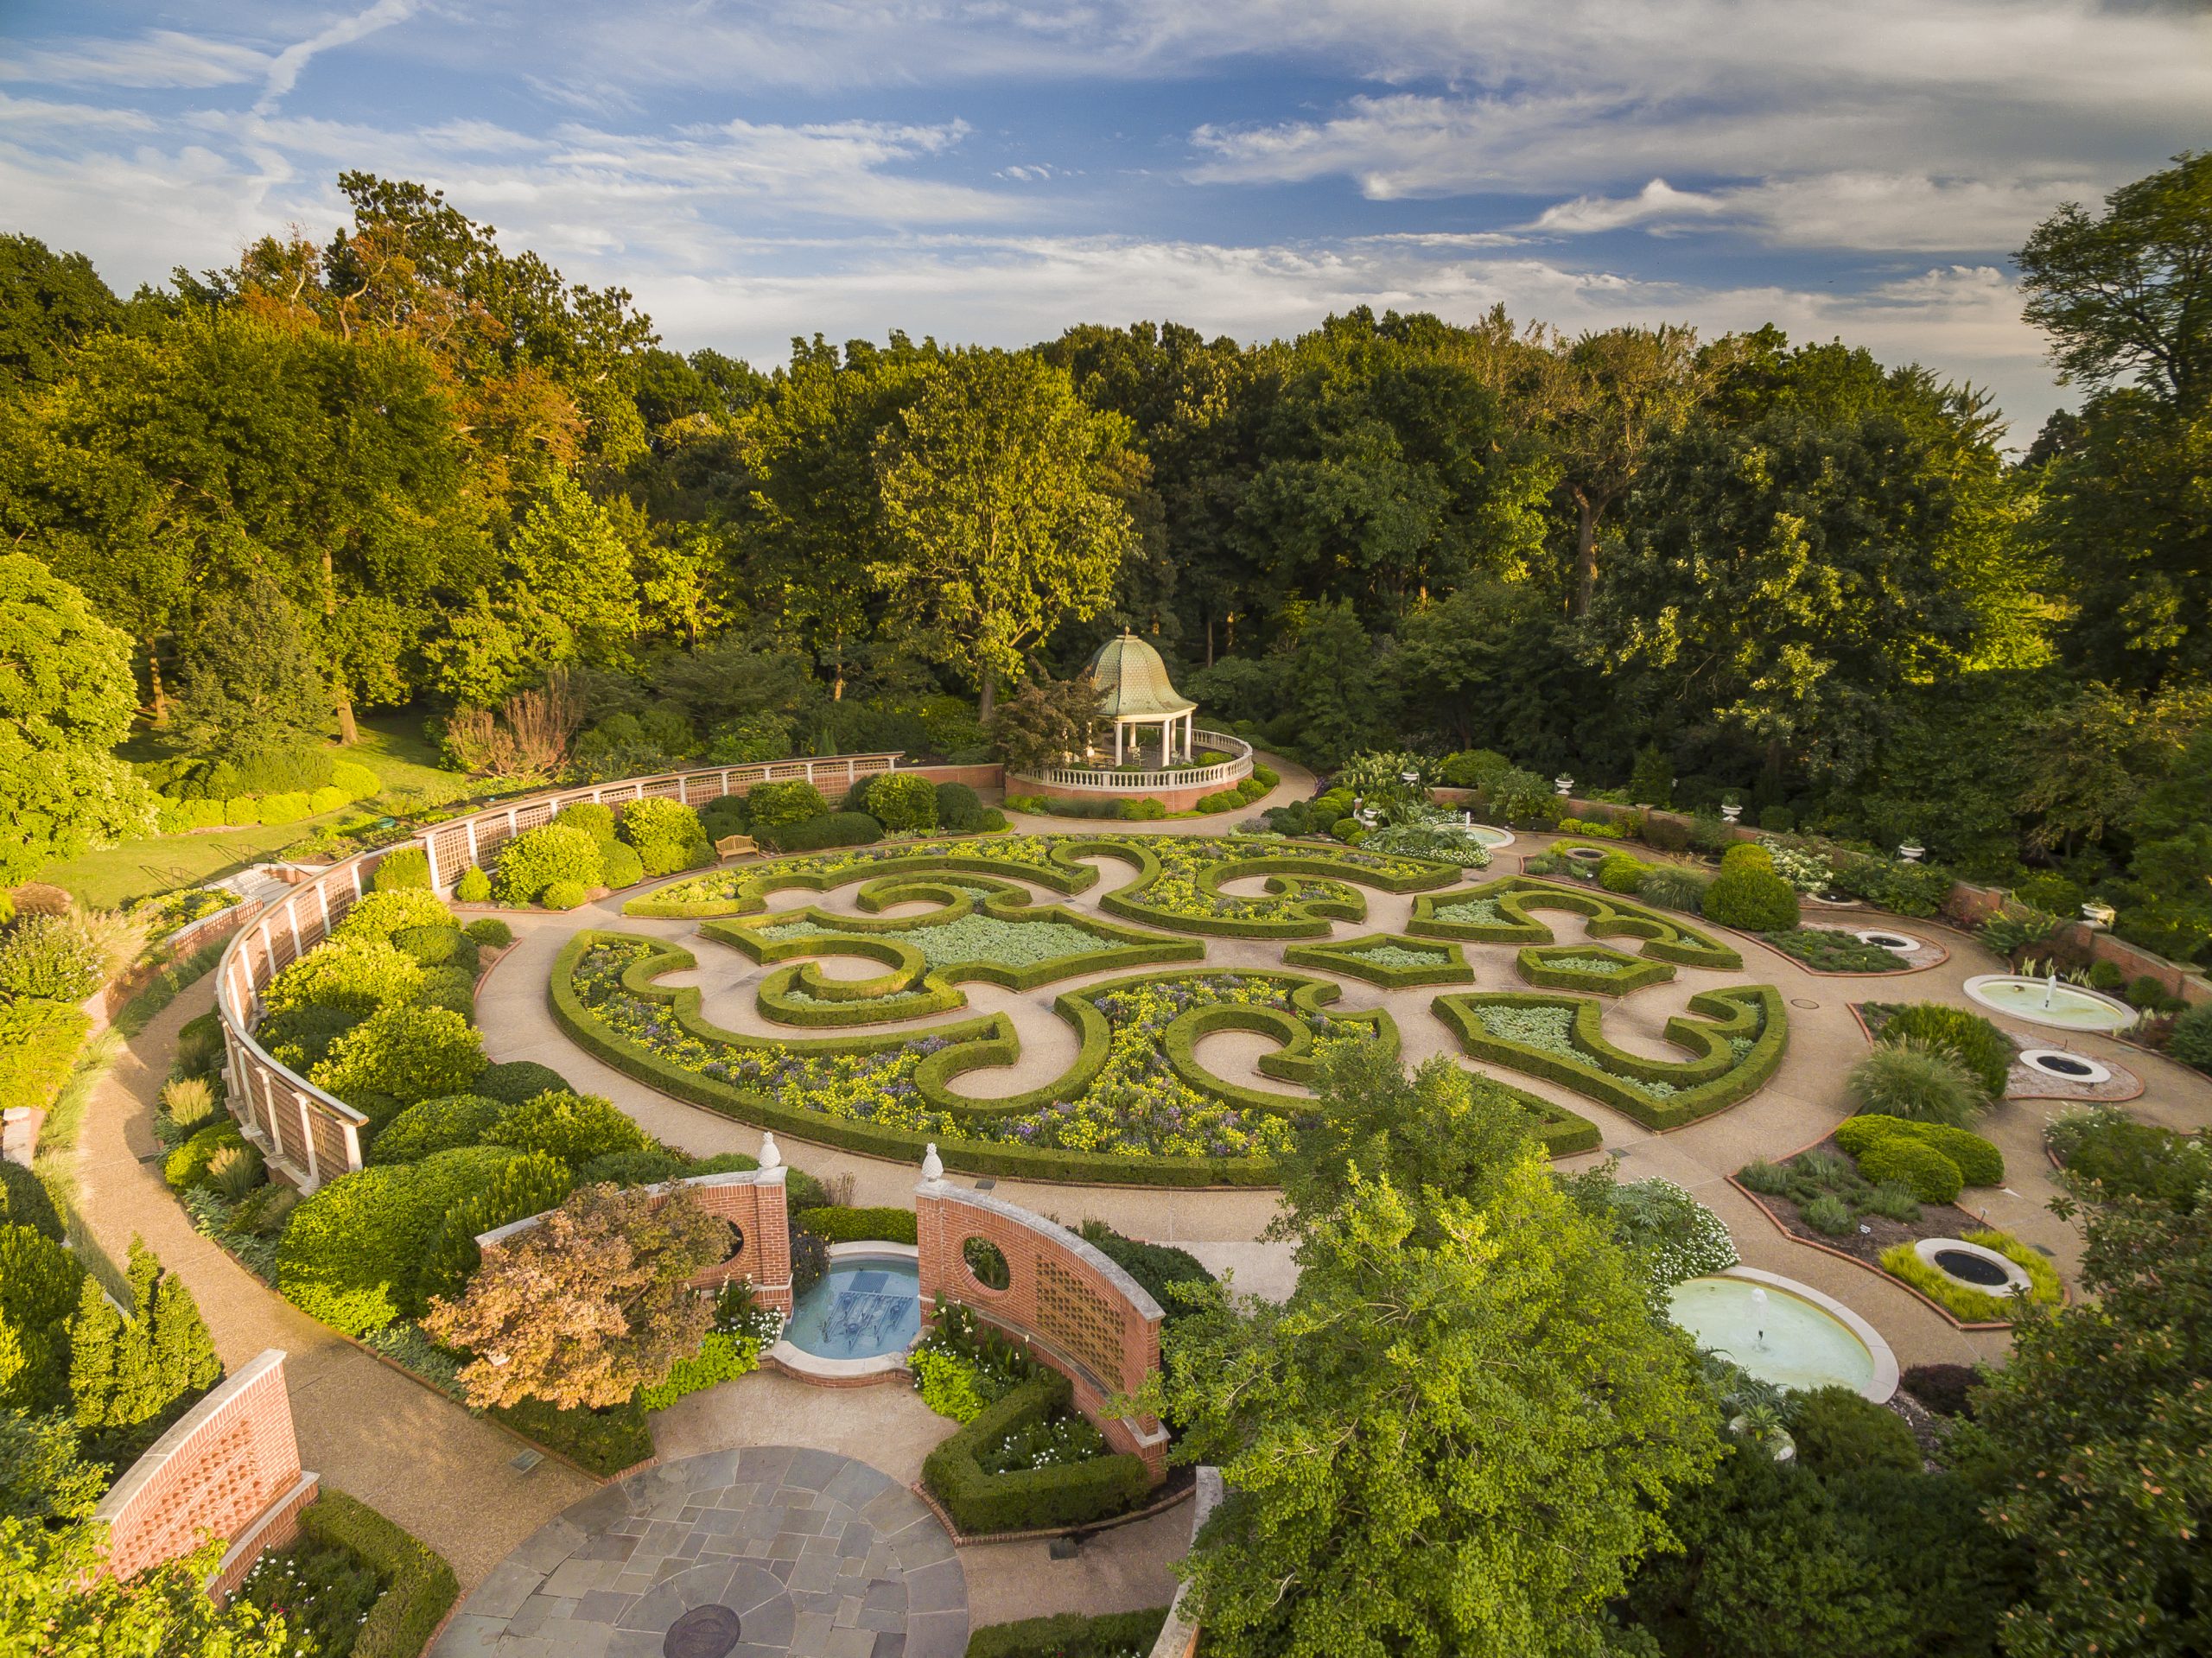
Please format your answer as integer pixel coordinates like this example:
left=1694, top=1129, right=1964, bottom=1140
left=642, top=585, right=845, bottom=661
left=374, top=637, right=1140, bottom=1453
left=1962, top=975, right=2134, bottom=1032
left=1667, top=1270, right=1897, bottom=1401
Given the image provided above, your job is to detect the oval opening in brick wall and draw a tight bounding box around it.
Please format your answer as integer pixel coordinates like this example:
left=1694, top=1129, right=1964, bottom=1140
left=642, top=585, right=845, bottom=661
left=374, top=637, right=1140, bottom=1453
left=961, top=1236, right=1011, bottom=1293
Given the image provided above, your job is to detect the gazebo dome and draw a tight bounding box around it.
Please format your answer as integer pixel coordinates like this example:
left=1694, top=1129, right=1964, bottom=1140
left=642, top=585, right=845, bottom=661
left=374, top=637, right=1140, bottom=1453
left=1084, top=631, right=1194, bottom=721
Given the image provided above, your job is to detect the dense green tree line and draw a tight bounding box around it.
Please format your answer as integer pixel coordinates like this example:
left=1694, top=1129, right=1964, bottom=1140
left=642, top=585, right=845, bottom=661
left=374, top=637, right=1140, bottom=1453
left=0, top=156, right=2207, bottom=956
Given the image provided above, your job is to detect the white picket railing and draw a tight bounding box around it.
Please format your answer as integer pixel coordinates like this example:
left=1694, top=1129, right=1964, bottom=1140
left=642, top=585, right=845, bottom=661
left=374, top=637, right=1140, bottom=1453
left=1018, top=730, right=1254, bottom=792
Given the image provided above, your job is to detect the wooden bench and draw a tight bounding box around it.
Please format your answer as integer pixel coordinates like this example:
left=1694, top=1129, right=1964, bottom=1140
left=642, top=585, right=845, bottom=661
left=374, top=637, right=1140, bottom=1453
left=715, top=833, right=758, bottom=860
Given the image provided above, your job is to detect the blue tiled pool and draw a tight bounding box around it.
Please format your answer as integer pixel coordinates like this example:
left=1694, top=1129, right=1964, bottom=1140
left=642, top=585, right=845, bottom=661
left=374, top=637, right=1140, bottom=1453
left=783, top=1255, right=921, bottom=1359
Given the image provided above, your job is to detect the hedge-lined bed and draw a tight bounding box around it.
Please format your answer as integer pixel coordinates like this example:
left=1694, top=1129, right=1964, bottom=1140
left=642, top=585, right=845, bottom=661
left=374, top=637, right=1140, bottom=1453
left=553, top=932, right=1411, bottom=1181
left=1433, top=985, right=1788, bottom=1130
left=966, top=1607, right=1173, bottom=1658
left=1282, top=931, right=1475, bottom=988
left=920, top=1369, right=1154, bottom=1535
left=624, top=831, right=1461, bottom=937
left=1516, top=943, right=1677, bottom=995
left=1409, top=876, right=1744, bottom=970
left=290, top=1488, right=459, bottom=1658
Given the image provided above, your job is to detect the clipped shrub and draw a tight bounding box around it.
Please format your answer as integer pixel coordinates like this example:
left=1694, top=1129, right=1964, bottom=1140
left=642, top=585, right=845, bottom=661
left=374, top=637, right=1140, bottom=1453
left=308, top=785, right=348, bottom=816
left=1122, top=798, right=1166, bottom=822
left=484, top=1091, right=652, bottom=1168
left=331, top=888, right=455, bottom=949
left=1597, top=853, right=1645, bottom=894
left=550, top=803, right=616, bottom=842
left=699, top=794, right=750, bottom=842
left=1875, top=1003, right=2014, bottom=1100
left=464, top=917, right=514, bottom=950
left=1701, top=865, right=1800, bottom=931
left=454, top=866, right=493, bottom=904
left=1643, top=816, right=1691, bottom=854
left=966, top=1610, right=1172, bottom=1658
left=1719, top=842, right=1773, bottom=872
left=257, top=1003, right=363, bottom=1071
left=0, top=915, right=103, bottom=1002
left=1834, top=1115, right=2003, bottom=1186
left=746, top=779, right=829, bottom=834
left=296, top=1489, right=459, bottom=1658
left=934, top=781, right=986, bottom=831
left=760, top=811, right=882, bottom=853
left=1900, top=1363, right=1981, bottom=1418
left=493, top=823, right=603, bottom=905
left=372, top=848, right=432, bottom=891
left=1857, top=1136, right=1963, bottom=1204
left=366, top=1095, right=506, bottom=1165
left=276, top=1145, right=519, bottom=1334
left=795, top=1206, right=920, bottom=1245
left=600, top=841, right=645, bottom=889
left=264, top=937, right=423, bottom=1017
left=309, top=1002, right=487, bottom=1115
left=1846, top=1040, right=1987, bottom=1128
left=476, top=1060, right=572, bottom=1105
left=391, top=923, right=473, bottom=969
left=866, top=772, right=939, bottom=832
left=617, top=798, right=713, bottom=877
left=541, top=880, right=590, bottom=912
left=577, top=1147, right=694, bottom=1185
left=164, top=1121, right=246, bottom=1191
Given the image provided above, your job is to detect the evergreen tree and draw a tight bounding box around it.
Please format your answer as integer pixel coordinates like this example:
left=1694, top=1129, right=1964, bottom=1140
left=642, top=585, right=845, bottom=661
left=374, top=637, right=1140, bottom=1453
left=67, top=1241, right=218, bottom=1433
left=62, top=1278, right=118, bottom=1430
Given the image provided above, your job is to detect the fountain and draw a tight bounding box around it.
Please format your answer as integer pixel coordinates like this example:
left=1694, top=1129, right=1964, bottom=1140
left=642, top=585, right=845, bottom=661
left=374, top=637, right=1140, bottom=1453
left=1667, top=1270, right=1897, bottom=1401
left=1961, top=973, right=2134, bottom=1032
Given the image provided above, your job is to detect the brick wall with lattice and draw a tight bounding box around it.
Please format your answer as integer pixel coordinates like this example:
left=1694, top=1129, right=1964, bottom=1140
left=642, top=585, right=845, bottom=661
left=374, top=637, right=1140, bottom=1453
left=92, top=1350, right=316, bottom=1590
left=914, top=1180, right=1168, bottom=1481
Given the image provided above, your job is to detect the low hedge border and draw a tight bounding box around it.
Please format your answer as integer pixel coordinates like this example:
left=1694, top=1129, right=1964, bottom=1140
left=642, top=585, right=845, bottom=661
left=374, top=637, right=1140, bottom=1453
left=795, top=1205, right=919, bottom=1244
left=1409, top=877, right=1744, bottom=970
left=1432, top=986, right=1789, bottom=1131
left=1516, top=943, right=1677, bottom=996
left=550, top=932, right=1279, bottom=1185
left=1160, top=981, right=1397, bottom=1113
left=964, top=1607, right=1173, bottom=1658
left=1491, top=1077, right=1605, bottom=1157
left=1282, top=932, right=1476, bottom=988
left=919, top=1369, right=1153, bottom=1534
left=296, top=1487, right=460, bottom=1658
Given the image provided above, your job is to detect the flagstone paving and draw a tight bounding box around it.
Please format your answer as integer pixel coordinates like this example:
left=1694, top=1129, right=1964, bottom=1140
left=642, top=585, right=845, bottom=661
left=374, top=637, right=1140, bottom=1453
left=432, top=1447, right=965, bottom=1658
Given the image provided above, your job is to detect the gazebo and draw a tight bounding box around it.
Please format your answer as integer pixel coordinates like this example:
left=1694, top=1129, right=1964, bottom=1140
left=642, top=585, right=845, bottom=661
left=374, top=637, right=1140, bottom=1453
left=1086, top=632, right=1195, bottom=766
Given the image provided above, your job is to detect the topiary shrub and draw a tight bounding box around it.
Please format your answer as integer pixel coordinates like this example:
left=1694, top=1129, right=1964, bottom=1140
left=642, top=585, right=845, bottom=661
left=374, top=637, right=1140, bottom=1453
left=1875, top=1003, right=2014, bottom=1100
left=1900, top=1362, right=1981, bottom=1418
left=866, top=772, right=938, bottom=832
left=540, top=880, right=590, bottom=912
left=577, top=1147, right=695, bottom=1185
left=796, top=1206, right=922, bottom=1245
left=1845, top=1041, right=1987, bottom=1128
left=617, top=798, right=713, bottom=877
left=493, top=824, right=603, bottom=905
left=484, top=1091, right=652, bottom=1168
left=1701, top=866, right=1800, bottom=931
left=366, top=1095, right=506, bottom=1165
left=391, top=923, right=471, bottom=969
left=371, top=848, right=432, bottom=891
left=965, top=1610, right=1173, bottom=1658
left=264, top=937, right=423, bottom=1017
left=476, top=1060, right=572, bottom=1105
left=600, top=841, right=645, bottom=889
left=308, top=1003, right=487, bottom=1116
left=1719, top=842, right=1772, bottom=872
left=1598, top=853, right=1645, bottom=894
left=454, top=866, right=492, bottom=904
left=760, top=811, right=882, bottom=853
left=257, top=1003, right=363, bottom=1071
left=1857, top=1135, right=1963, bottom=1204
left=1122, top=798, right=1166, bottom=822
left=1788, top=1385, right=1918, bottom=1474
left=2168, top=1002, right=2212, bottom=1073
left=1835, top=1115, right=2003, bottom=1187
left=934, top=781, right=986, bottom=831
left=331, top=888, right=455, bottom=949
left=463, top=918, right=513, bottom=949
left=550, top=803, right=616, bottom=842
left=276, top=1145, right=519, bottom=1334
left=746, top=779, right=829, bottom=835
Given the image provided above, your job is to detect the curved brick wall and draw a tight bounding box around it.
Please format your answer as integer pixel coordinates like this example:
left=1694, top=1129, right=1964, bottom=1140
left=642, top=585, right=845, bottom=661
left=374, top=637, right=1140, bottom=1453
left=913, top=1177, right=1168, bottom=1481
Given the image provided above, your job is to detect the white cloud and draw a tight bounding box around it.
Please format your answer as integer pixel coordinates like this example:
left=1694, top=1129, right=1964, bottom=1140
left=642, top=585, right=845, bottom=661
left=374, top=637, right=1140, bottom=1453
left=1533, top=180, right=1731, bottom=235
left=0, top=29, right=270, bottom=90
left=257, top=0, right=417, bottom=111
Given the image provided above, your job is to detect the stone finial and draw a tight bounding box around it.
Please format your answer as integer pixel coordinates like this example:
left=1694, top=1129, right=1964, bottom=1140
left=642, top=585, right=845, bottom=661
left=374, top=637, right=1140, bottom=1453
left=920, top=1143, right=944, bottom=1181
left=757, top=1132, right=782, bottom=1170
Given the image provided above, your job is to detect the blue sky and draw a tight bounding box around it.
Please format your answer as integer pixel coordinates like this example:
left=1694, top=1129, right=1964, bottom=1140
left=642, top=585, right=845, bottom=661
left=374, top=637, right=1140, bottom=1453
left=4, top=1, right=2209, bottom=436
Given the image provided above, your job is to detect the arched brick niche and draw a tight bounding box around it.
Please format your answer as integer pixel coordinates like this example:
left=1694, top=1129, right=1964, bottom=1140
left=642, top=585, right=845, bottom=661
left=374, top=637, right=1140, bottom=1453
left=91, top=1349, right=317, bottom=1598
left=479, top=1167, right=795, bottom=1313
left=914, top=1179, right=1169, bottom=1482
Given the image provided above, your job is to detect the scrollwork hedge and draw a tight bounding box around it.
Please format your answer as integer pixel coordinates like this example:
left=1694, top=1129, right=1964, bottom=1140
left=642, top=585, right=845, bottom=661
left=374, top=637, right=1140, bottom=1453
left=1410, top=876, right=1743, bottom=970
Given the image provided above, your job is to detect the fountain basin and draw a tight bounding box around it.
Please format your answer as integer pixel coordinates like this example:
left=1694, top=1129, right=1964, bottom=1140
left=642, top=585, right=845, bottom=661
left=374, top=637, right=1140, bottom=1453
left=2018, top=1048, right=2112, bottom=1084
left=1854, top=929, right=1921, bottom=954
left=768, top=1245, right=921, bottom=1382
left=1962, top=975, right=2134, bottom=1032
left=1913, top=1237, right=2033, bottom=1295
left=1667, top=1267, right=1897, bottom=1401
left=1466, top=823, right=1514, bottom=849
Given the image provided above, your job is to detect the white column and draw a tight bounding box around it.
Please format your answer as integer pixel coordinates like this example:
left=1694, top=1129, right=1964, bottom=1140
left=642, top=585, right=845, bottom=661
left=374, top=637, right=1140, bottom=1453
left=1114, top=722, right=1124, bottom=765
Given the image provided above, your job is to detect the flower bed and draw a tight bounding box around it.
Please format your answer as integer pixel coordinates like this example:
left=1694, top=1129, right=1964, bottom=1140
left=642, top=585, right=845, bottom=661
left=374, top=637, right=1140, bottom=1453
left=1515, top=943, right=1676, bottom=995
left=1409, top=877, right=1743, bottom=970
left=1282, top=931, right=1475, bottom=988
left=552, top=933, right=1413, bottom=1181
left=1432, top=986, right=1787, bottom=1130
left=1761, top=927, right=1917, bottom=973
left=1879, top=1230, right=2063, bottom=1324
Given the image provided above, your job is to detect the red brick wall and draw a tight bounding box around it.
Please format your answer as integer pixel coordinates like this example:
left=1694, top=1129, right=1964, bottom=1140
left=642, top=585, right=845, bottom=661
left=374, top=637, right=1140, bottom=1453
left=480, top=1167, right=796, bottom=1315
left=92, top=1350, right=311, bottom=1587
left=915, top=1183, right=1167, bottom=1482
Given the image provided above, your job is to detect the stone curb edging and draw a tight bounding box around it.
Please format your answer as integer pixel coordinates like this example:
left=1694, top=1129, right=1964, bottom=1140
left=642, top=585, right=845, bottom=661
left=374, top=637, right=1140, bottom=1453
left=905, top=1471, right=1194, bottom=1547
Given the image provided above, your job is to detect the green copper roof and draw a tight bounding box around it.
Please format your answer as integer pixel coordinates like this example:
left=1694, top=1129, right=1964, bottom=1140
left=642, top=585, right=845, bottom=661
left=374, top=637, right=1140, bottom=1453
left=1085, top=631, right=1195, bottom=720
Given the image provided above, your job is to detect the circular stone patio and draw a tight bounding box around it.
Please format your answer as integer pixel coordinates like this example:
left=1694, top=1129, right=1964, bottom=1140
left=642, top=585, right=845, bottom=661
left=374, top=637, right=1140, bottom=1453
left=431, top=1447, right=966, bottom=1658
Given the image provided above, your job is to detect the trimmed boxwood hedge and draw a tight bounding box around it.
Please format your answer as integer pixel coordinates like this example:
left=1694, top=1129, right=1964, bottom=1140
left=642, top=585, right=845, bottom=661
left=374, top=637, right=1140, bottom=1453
left=920, top=1369, right=1152, bottom=1534
left=966, top=1608, right=1173, bottom=1658
left=1834, top=1114, right=2004, bottom=1186
left=1283, top=931, right=1474, bottom=988
left=296, top=1488, right=458, bottom=1658
left=1409, top=876, right=1743, bottom=969
left=1515, top=943, right=1676, bottom=996
left=1433, top=986, right=1789, bottom=1131
left=795, top=1205, right=919, bottom=1244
